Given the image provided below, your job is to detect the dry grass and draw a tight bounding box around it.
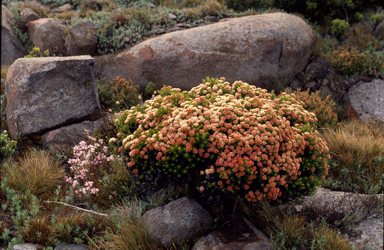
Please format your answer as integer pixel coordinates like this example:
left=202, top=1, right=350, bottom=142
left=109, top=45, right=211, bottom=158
left=320, top=120, right=384, bottom=186
left=1, top=149, right=65, bottom=200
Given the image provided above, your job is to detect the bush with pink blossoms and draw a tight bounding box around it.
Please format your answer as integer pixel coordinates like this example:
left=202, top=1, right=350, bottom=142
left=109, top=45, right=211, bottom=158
left=65, top=131, right=134, bottom=208
left=116, top=77, right=330, bottom=203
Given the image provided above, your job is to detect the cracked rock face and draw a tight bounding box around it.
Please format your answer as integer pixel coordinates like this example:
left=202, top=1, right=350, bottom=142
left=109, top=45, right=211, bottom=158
left=95, top=12, right=316, bottom=92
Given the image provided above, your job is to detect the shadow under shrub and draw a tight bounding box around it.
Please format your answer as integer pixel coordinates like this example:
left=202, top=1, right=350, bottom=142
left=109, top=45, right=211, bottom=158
left=116, top=77, right=330, bottom=216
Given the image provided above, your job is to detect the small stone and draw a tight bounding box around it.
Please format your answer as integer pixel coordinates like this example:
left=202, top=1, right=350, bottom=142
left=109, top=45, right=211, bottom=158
left=146, top=3, right=156, bottom=8
left=154, top=29, right=166, bottom=35
left=168, top=13, right=177, bottom=19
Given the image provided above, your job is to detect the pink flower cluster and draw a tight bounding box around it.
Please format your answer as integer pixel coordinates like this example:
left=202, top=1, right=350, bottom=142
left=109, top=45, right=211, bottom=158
left=65, top=131, right=115, bottom=199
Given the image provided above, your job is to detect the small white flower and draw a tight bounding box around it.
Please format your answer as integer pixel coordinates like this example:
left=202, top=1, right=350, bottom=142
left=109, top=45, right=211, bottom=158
left=108, top=109, right=112, bottom=112
left=116, top=101, right=120, bottom=105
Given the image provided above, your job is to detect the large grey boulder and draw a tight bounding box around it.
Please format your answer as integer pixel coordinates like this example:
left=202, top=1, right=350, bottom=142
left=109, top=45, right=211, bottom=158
left=28, top=18, right=66, bottom=53
left=5, top=56, right=100, bottom=140
left=65, top=21, right=99, bottom=56
left=192, top=214, right=274, bottom=250
left=1, top=5, right=27, bottom=66
left=95, top=12, right=316, bottom=92
left=347, top=79, right=384, bottom=121
left=41, top=117, right=108, bottom=148
left=142, top=197, right=213, bottom=247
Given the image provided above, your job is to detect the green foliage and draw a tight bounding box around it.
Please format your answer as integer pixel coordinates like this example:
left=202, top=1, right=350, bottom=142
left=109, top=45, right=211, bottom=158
left=97, top=76, right=141, bottom=112
left=0, top=130, right=17, bottom=160
left=24, top=46, right=50, bottom=58
left=326, top=44, right=384, bottom=77
left=118, top=77, right=330, bottom=203
left=144, top=81, right=156, bottom=100
left=331, top=18, right=349, bottom=36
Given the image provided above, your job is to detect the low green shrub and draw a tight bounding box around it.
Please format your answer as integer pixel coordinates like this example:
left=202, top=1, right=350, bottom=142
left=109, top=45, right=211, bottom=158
left=97, top=76, right=141, bottom=112
left=331, top=18, right=349, bottom=36
left=24, top=46, right=49, bottom=58
left=144, top=81, right=156, bottom=100
left=117, top=77, right=330, bottom=204
left=0, top=130, right=17, bottom=160
left=326, top=44, right=384, bottom=77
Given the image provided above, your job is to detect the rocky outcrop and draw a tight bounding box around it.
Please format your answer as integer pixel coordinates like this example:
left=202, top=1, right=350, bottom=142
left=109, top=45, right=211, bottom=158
left=142, top=197, right=213, bottom=247
left=95, top=13, right=316, bottom=92
left=41, top=117, right=108, bottom=148
left=192, top=214, right=274, bottom=250
left=28, top=18, right=66, bottom=53
left=347, top=79, right=384, bottom=121
left=1, top=5, right=27, bottom=66
left=65, top=21, right=99, bottom=56
left=5, top=56, right=100, bottom=140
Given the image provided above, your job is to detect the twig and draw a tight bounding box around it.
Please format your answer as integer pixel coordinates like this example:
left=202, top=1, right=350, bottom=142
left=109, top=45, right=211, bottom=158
left=44, top=201, right=108, bottom=217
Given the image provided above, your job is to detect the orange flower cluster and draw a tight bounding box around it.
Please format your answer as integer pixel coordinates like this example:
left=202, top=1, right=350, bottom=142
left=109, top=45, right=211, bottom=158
left=120, top=77, right=330, bottom=202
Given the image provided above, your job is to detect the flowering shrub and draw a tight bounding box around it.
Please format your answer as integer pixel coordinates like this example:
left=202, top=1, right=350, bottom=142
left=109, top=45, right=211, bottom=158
left=117, top=77, right=330, bottom=202
left=284, top=88, right=338, bottom=129
left=97, top=76, right=141, bottom=112
left=65, top=131, right=133, bottom=207
left=0, top=130, right=17, bottom=160
left=327, top=45, right=384, bottom=77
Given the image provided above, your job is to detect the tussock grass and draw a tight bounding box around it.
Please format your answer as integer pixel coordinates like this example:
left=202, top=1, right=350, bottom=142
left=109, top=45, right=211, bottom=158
left=1, top=149, right=65, bottom=200
left=320, top=120, right=384, bottom=191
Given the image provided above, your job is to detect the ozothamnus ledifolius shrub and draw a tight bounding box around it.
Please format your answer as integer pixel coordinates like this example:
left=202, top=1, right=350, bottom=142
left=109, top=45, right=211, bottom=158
left=0, top=130, right=17, bottom=160
left=117, top=77, right=330, bottom=202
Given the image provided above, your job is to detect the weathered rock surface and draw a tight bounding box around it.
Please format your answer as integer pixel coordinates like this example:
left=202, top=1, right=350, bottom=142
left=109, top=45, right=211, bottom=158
left=95, top=13, right=316, bottom=92
left=5, top=56, right=100, bottom=140
left=192, top=214, right=274, bottom=250
left=1, top=5, right=27, bottom=66
left=41, top=117, right=108, bottom=148
left=285, top=187, right=384, bottom=250
left=347, top=79, right=384, bottom=121
left=21, top=8, right=40, bottom=23
left=65, top=21, right=99, bottom=56
left=142, top=197, right=213, bottom=247
left=28, top=18, right=66, bottom=53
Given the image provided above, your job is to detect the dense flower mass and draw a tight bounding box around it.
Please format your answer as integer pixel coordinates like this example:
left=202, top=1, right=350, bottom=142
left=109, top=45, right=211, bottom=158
left=117, top=77, right=330, bottom=202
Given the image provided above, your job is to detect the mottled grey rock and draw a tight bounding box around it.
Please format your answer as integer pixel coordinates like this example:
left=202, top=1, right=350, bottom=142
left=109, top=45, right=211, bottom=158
left=5, top=56, right=100, bottom=140
left=1, top=5, right=27, bottom=66
left=21, top=8, right=40, bottom=23
left=95, top=13, right=316, bottom=93
left=28, top=18, right=66, bottom=53
left=192, top=214, right=274, bottom=250
left=65, top=21, right=99, bottom=56
left=12, top=243, right=38, bottom=250
left=143, top=197, right=213, bottom=247
left=54, top=242, right=89, bottom=250
left=41, top=117, right=108, bottom=148
left=348, top=79, right=384, bottom=121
